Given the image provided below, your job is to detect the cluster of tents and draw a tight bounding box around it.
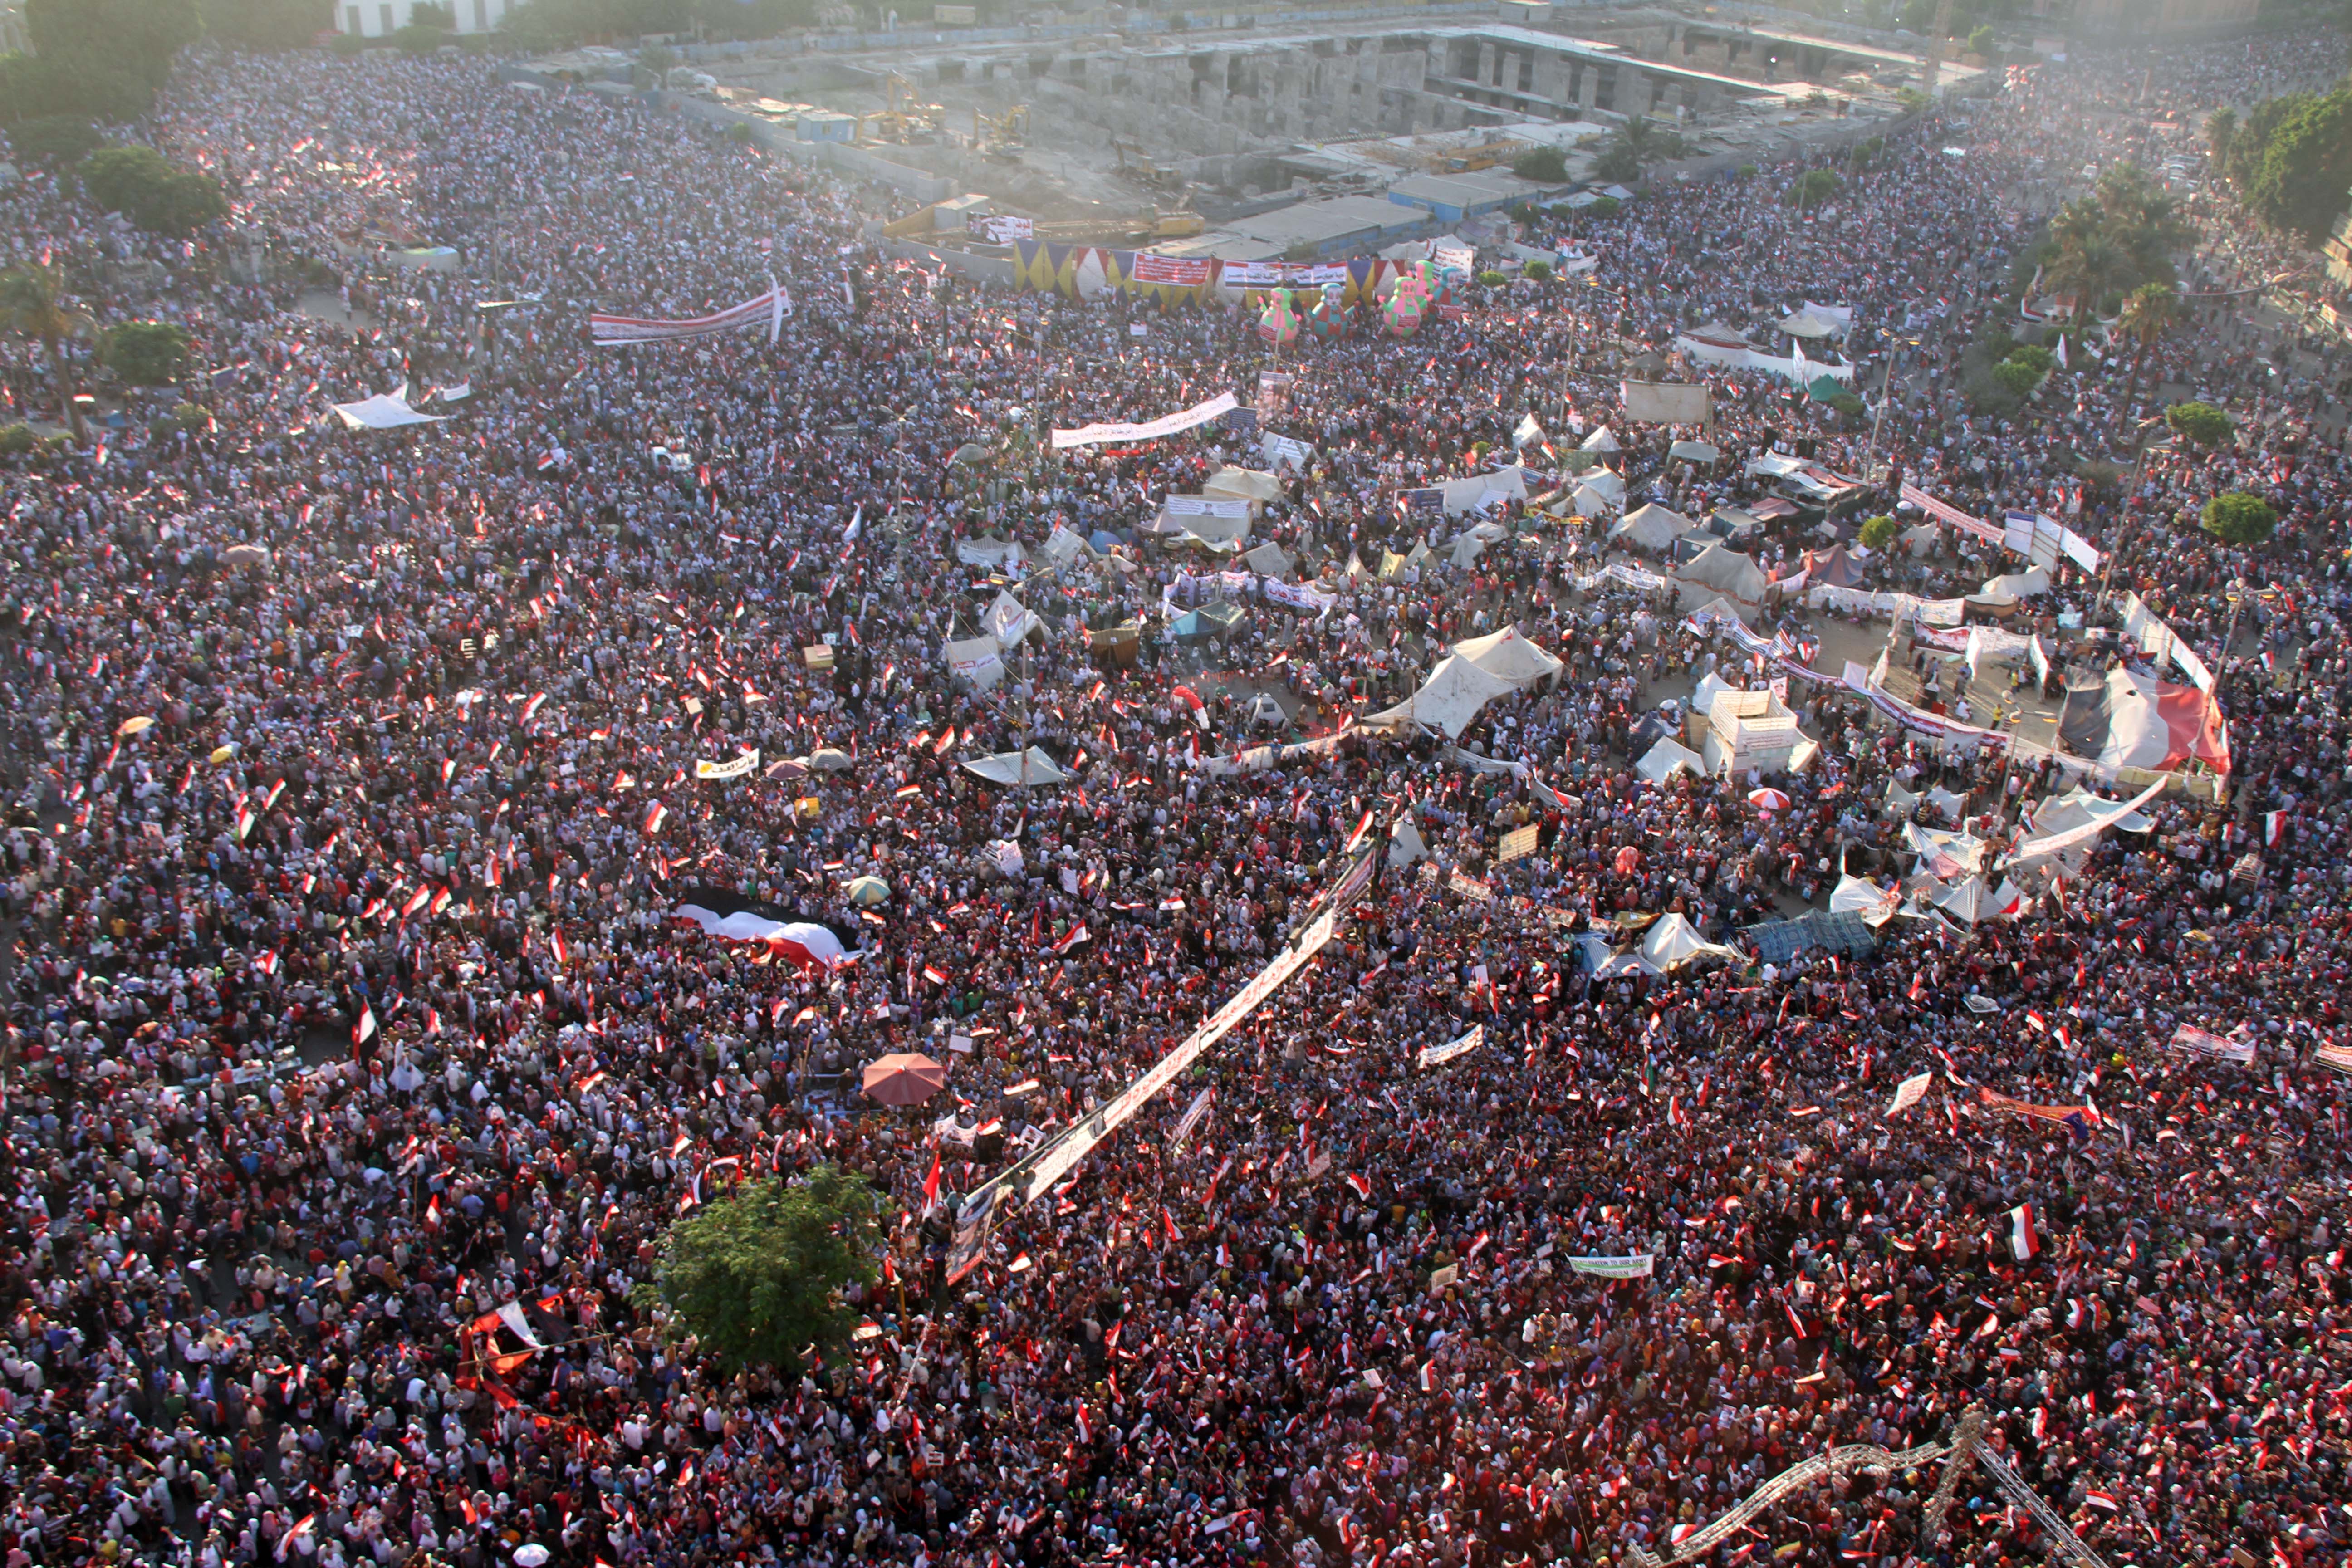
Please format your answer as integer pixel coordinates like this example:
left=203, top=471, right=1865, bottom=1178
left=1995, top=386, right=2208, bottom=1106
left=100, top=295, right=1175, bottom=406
left=1833, top=778, right=2166, bottom=930
left=1362, top=628, right=1564, bottom=740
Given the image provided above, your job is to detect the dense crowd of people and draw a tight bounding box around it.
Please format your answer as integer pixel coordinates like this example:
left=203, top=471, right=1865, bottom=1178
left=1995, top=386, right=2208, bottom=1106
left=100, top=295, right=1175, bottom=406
left=0, top=24, right=2346, bottom=1568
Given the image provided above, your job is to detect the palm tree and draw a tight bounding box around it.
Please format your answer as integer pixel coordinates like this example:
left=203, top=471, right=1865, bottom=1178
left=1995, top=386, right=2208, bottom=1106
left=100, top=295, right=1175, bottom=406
left=2045, top=231, right=2127, bottom=326
left=2112, top=280, right=2180, bottom=441
left=0, top=269, right=93, bottom=438
left=2093, top=165, right=2194, bottom=288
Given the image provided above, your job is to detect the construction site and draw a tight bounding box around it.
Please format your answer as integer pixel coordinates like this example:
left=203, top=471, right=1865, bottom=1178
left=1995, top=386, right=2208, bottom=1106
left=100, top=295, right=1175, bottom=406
left=523, top=4, right=1979, bottom=259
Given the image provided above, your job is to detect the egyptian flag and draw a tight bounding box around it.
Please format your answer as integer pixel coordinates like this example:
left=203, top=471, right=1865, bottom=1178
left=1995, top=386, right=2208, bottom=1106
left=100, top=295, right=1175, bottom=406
left=353, top=1004, right=377, bottom=1049
left=2266, top=810, right=2288, bottom=848
left=922, top=1147, right=941, bottom=1212
left=1529, top=776, right=1576, bottom=814
left=671, top=885, right=851, bottom=969
left=2008, top=1202, right=2039, bottom=1261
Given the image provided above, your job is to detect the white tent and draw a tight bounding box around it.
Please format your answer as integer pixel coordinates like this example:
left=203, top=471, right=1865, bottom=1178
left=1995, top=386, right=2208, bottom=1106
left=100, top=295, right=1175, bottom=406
left=1610, top=503, right=1695, bottom=553
left=1362, top=653, right=1520, bottom=740
left=1981, top=566, right=2051, bottom=598
left=1690, top=671, right=1735, bottom=720
left=961, top=748, right=1072, bottom=787
left=1441, top=466, right=1528, bottom=516
left=944, top=635, right=1007, bottom=692
left=1828, top=874, right=1906, bottom=927
left=983, top=591, right=1042, bottom=647
left=1667, top=440, right=1721, bottom=463
left=1902, top=820, right=1986, bottom=879
left=1673, top=544, right=1769, bottom=617
left=1883, top=778, right=1921, bottom=816
left=1243, top=540, right=1293, bottom=577
left=1636, top=737, right=1706, bottom=782
left=1451, top=627, right=1563, bottom=691
left=2032, top=785, right=2155, bottom=836
left=331, top=393, right=446, bottom=431
left=1043, top=525, right=1093, bottom=565
left=1929, top=875, right=2027, bottom=924
left=1570, top=482, right=1618, bottom=516
left=1580, top=425, right=1622, bottom=454
left=1778, top=311, right=1837, bottom=339
left=1577, top=469, right=1626, bottom=505
left=1388, top=816, right=1431, bottom=869
left=1639, top=913, right=1741, bottom=972
left=1447, top=521, right=1509, bottom=568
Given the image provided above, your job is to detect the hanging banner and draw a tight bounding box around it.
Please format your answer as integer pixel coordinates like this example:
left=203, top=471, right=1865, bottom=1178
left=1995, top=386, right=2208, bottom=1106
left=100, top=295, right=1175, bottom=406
left=1168, top=1087, right=1216, bottom=1147
left=1568, top=1254, right=1656, bottom=1278
left=589, top=283, right=789, bottom=345
left=2168, top=1024, right=2256, bottom=1065
left=1051, top=392, right=1238, bottom=451
left=1899, top=483, right=2005, bottom=546
left=694, top=750, right=761, bottom=781
left=1418, top=1025, right=1483, bottom=1070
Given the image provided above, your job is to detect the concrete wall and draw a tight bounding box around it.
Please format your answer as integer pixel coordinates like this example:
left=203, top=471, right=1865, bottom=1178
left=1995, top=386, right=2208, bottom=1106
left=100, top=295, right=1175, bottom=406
left=875, top=234, right=1021, bottom=288
left=659, top=92, right=962, bottom=201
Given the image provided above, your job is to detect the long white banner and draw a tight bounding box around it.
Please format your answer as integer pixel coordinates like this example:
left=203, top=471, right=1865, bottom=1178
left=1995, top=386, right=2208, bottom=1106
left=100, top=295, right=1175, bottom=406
left=590, top=283, right=789, bottom=345
left=1051, top=392, right=1238, bottom=451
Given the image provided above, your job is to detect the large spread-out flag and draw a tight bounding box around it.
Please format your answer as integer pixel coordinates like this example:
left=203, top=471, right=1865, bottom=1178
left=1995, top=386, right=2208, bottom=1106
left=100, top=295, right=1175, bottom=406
left=670, top=886, right=850, bottom=968
left=2008, top=1202, right=2039, bottom=1260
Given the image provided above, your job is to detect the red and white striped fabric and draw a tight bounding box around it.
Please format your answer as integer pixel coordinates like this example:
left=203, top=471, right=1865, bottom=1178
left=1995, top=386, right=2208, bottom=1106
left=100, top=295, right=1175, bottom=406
left=589, top=284, right=788, bottom=345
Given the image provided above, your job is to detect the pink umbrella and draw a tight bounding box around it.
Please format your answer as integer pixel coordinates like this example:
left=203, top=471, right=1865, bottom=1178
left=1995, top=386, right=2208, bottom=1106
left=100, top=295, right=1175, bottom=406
left=861, top=1053, right=950, bottom=1106
left=1748, top=788, right=1792, bottom=812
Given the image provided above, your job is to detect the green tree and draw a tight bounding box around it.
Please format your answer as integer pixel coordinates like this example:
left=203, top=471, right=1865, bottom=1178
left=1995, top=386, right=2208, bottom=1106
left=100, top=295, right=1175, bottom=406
left=1511, top=145, right=1569, bottom=184
left=2093, top=164, right=2191, bottom=285
left=1591, top=142, right=1641, bottom=185
left=1521, top=259, right=1553, bottom=282
left=26, top=0, right=201, bottom=98
left=2204, top=106, right=2235, bottom=168
left=80, top=146, right=228, bottom=235
left=103, top=321, right=191, bottom=385
left=1858, top=513, right=1901, bottom=550
left=2004, top=342, right=2055, bottom=375
left=2112, top=281, right=2179, bottom=439
left=1586, top=195, right=1621, bottom=219
left=2044, top=201, right=2128, bottom=324
left=0, top=267, right=92, bottom=436
left=1787, top=168, right=1843, bottom=209
left=199, top=0, right=331, bottom=47
left=1966, top=23, right=1994, bottom=54
left=2244, top=88, right=2352, bottom=240
left=640, top=1168, right=885, bottom=1374
left=3, top=116, right=99, bottom=162
left=0, top=50, right=153, bottom=123
left=1990, top=359, right=2042, bottom=399
left=2166, top=400, right=2233, bottom=447
left=2200, top=491, right=2276, bottom=546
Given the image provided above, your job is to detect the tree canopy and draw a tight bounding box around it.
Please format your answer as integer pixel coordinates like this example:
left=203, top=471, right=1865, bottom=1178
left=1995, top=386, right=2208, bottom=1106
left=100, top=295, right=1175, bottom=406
left=2166, top=400, right=2234, bottom=448
left=2200, top=491, right=2277, bottom=546
left=640, top=1166, right=886, bottom=1374
left=80, top=146, right=229, bottom=236
left=104, top=321, right=193, bottom=386
left=4, top=0, right=200, bottom=122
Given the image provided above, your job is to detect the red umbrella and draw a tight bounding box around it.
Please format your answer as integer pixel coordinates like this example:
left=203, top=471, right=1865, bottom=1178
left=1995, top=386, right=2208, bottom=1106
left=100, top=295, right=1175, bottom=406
left=1748, top=788, right=1792, bottom=813
left=861, top=1053, right=950, bottom=1106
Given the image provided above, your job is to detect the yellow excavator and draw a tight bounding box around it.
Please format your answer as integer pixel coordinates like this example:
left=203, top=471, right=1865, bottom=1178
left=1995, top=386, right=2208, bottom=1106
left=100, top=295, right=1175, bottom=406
left=972, top=106, right=1029, bottom=160
left=1111, top=137, right=1186, bottom=194
left=860, top=72, right=945, bottom=143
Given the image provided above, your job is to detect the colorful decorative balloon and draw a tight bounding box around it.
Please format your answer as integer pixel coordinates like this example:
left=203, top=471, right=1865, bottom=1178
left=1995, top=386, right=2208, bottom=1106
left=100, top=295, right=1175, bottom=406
left=1257, top=291, right=1299, bottom=346
left=1308, top=281, right=1350, bottom=342
left=1382, top=289, right=1426, bottom=338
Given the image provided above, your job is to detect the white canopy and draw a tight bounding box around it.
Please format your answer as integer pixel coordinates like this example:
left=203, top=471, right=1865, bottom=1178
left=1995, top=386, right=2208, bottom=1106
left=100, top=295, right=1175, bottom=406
left=943, top=635, right=1006, bottom=692
left=1447, top=521, right=1509, bottom=568
left=1577, top=468, right=1626, bottom=505
left=1610, top=502, right=1695, bottom=552
left=1388, top=815, right=1431, bottom=868
left=1639, top=913, right=1741, bottom=972
left=1363, top=652, right=1520, bottom=740
left=1928, top=875, right=2027, bottom=924
left=955, top=535, right=1024, bottom=568
left=2032, top=784, right=2155, bottom=836
left=1579, top=424, right=1622, bottom=454
left=1451, top=627, right=1563, bottom=690
left=1203, top=466, right=1283, bottom=504
left=1902, top=820, right=1987, bottom=880
left=1778, top=311, right=1837, bottom=339
left=1441, top=466, right=1528, bottom=516
left=961, top=748, right=1071, bottom=787
left=1043, top=525, right=1093, bottom=564
left=983, top=591, right=1042, bottom=647
left=1674, top=544, right=1768, bottom=615
left=1667, top=439, right=1721, bottom=463
left=1828, top=874, right=1906, bottom=927
left=1243, top=540, right=1293, bottom=577
left=331, top=393, right=446, bottom=431
left=1981, top=566, right=2051, bottom=598
left=1635, top=736, right=1705, bottom=782
left=1691, top=671, right=1735, bottom=719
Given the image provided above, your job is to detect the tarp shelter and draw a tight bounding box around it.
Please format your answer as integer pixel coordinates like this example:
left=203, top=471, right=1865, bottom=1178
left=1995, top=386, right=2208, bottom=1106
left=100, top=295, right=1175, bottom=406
left=956, top=535, right=1024, bottom=569
left=1903, top=820, right=1986, bottom=880
left=1570, top=482, right=1618, bottom=516
left=1636, top=737, right=1705, bottom=782
left=1691, top=671, right=1734, bottom=718
left=1043, top=525, right=1092, bottom=565
left=1243, top=540, right=1293, bottom=577
left=1829, top=874, right=1906, bottom=927
left=331, top=393, right=446, bottom=431
left=1667, top=440, right=1721, bottom=463
left=1928, top=875, right=2027, bottom=924
left=1674, top=544, right=1769, bottom=617
left=1805, top=375, right=1847, bottom=404
left=1801, top=545, right=1865, bottom=588
left=1982, top=566, right=2051, bottom=598
left=962, top=748, right=1073, bottom=787
left=2031, top=785, right=2155, bottom=836
left=1611, top=503, right=1695, bottom=553
left=2059, top=666, right=2233, bottom=774
left=1173, top=512, right=1250, bottom=550
left=1203, top=466, right=1283, bottom=505
left=983, top=591, right=1042, bottom=647
left=1171, top=601, right=1250, bottom=642
left=1452, top=627, right=1563, bottom=691
left=1447, top=521, right=1509, bottom=568
left=1389, top=816, right=1431, bottom=868
left=1744, top=908, right=1878, bottom=964
left=1576, top=468, right=1626, bottom=506
left=1363, top=652, right=1520, bottom=740
left=1639, top=913, right=1741, bottom=972
left=1779, top=311, right=1838, bottom=339
left=944, top=635, right=1007, bottom=691
left=1580, top=425, right=1622, bottom=454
